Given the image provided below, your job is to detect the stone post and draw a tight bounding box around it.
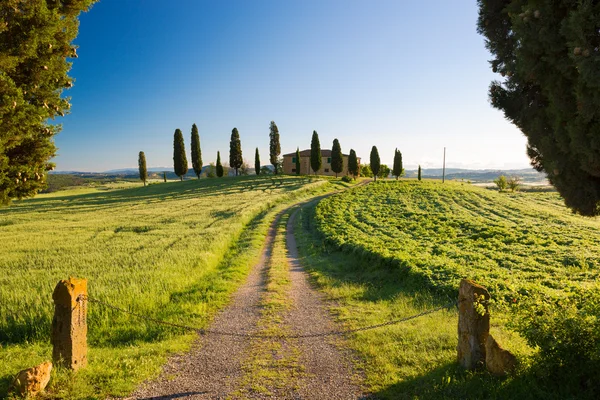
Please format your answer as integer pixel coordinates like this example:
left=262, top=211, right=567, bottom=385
left=457, top=279, right=490, bottom=369
left=51, top=277, right=88, bottom=370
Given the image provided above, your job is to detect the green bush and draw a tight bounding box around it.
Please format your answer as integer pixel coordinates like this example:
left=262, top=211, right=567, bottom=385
left=341, top=175, right=354, bottom=183
left=512, top=287, right=600, bottom=393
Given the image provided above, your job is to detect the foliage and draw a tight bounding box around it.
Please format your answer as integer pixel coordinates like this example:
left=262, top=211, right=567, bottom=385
left=260, top=166, right=273, bottom=175
left=216, top=151, right=224, bottom=177
left=310, top=131, right=321, bottom=174
left=173, top=129, right=188, bottom=181
left=138, top=151, right=147, bottom=186
left=379, top=164, right=391, bottom=179
left=348, top=149, right=359, bottom=177
left=255, top=148, right=260, bottom=176
left=0, top=0, right=97, bottom=205
left=508, top=176, right=521, bottom=192
left=295, top=147, right=301, bottom=175
left=370, top=146, right=381, bottom=181
left=229, top=127, right=243, bottom=176
left=360, top=164, right=373, bottom=178
left=494, top=175, right=508, bottom=191
left=206, top=163, right=216, bottom=178
left=269, top=121, right=281, bottom=175
left=477, top=1, right=600, bottom=216
left=393, top=148, right=403, bottom=179
left=418, top=165, right=422, bottom=181
left=341, top=175, right=354, bottom=183
left=331, top=139, right=343, bottom=177
left=239, top=160, right=250, bottom=176
left=190, top=123, right=202, bottom=179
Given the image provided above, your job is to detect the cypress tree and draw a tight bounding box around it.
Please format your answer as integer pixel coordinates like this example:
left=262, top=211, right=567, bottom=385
left=190, top=123, right=202, bottom=179
left=138, top=151, right=147, bottom=186
left=477, top=1, right=600, bottom=216
left=310, top=131, right=322, bottom=175
left=173, top=129, right=188, bottom=181
left=229, top=127, right=242, bottom=176
left=348, top=149, right=359, bottom=178
left=418, top=165, right=422, bottom=181
left=331, top=139, right=343, bottom=178
left=255, top=148, right=261, bottom=176
left=269, top=121, right=281, bottom=175
left=163, top=171, right=167, bottom=182
left=295, top=147, right=301, bottom=175
left=0, top=1, right=97, bottom=205
left=370, top=146, right=381, bottom=181
left=216, top=151, right=224, bottom=177
left=392, top=148, right=403, bottom=180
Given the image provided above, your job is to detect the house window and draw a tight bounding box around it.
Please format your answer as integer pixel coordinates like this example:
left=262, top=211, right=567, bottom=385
left=324, top=168, right=330, bottom=172
left=327, top=157, right=331, bottom=163
left=292, top=157, right=296, bottom=163
left=292, top=168, right=296, bottom=172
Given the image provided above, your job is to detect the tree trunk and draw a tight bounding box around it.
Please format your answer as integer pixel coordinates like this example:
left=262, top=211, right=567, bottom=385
left=180, top=176, right=183, bottom=181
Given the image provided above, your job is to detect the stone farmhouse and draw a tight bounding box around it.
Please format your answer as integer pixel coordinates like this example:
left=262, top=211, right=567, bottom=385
left=282, top=149, right=360, bottom=176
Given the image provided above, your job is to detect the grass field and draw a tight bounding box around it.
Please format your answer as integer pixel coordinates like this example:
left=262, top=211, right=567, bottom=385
left=294, top=179, right=600, bottom=399
left=0, top=175, right=340, bottom=398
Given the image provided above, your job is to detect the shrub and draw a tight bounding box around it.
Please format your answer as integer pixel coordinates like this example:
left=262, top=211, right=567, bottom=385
left=494, top=175, right=507, bottom=191
left=341, top=175, right=353, bottom=183
left=507, top=175, right=521, bottom=192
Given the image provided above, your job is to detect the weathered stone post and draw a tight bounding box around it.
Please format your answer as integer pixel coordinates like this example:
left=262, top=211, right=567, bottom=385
left=457, top=279, right=490, bottom=369
left=51, top=277, right=88, bottom=370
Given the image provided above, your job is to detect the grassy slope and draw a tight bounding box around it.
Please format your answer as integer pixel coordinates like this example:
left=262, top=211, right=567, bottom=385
left=0, top=175, right=339, bottom=398
left=295, top=180, right=600, bottom=399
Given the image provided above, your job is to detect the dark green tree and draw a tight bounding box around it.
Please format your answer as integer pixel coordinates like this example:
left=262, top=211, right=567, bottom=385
left=0, top=0, right=97, bottom=205
left=269, top=121, right=281, bottom=175
left=138, top=151, right=147, bottom=186
left=216, top=151, right=224, bottom=177
left=370, top=146, right=381, bottom=181
left=477, top=1, right=600, bottom=216
left=255, top=147, right=261, bottom=176
left=190, top=123, right=202, bottom=179
left=348, top=149, right=359, bottom=177
left=163, top=171, right=167, bottom=183
left=310, top=131, right=322, bottom=175
left=229, top=127, right=242, bottom=176
left=392, top=148, right=403, bottom=179
left=418, top=165, right=422, bottom=181
left=331, top=139, right=343, bottom=178
left=173, top=129, right=188, bottom=181
left=295, top=147, right=301, bottom=175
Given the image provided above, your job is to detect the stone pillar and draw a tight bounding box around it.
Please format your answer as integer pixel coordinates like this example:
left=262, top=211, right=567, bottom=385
left=457, top=279, right=490, bottom=369
left=51, top=277, right=88, bottom=370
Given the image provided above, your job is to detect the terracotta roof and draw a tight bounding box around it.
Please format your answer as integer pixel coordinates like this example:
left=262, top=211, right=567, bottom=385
left=283, top=149, right=350, bottom=157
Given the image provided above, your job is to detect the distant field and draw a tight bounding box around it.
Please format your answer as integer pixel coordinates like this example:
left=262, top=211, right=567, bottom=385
left=0, top=175, right=331, bottom=397
left=315, top=180, right=600, bottom=303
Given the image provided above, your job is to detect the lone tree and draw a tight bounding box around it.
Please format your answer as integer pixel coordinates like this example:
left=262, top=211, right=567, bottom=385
left=173, top=129, right=188, bottom=181
left=229, top=128, right=243, bottom=176
left=310, top=131, right=322, bottom=175
left=331, top=139, right=343, bottom=178
left=138, top=151, right=147, bottom=186
left=477, top=1, right=600, bottom=216
left=348, top=149, right=359, bottom=178
left=295, top=147, right=301, bottom=175
left=0, top=0, right=97, bottom=205
left=392, top=148, right=403, bottom=180
left=216, top=151, right=224, bottom=177
left=190, top=124, right=202, bottom=179
left=370, top=146, right=381, bottom=181
left=418, top=165, right=422, bottom=181
left=269, top=121, right=281, bottom=175
left=255, top=148, right=260, bottom=176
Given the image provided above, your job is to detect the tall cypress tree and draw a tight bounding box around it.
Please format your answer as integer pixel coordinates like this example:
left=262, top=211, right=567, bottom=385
left=173, top=129, right=188, bottom=181
left=255, top=148, right=261, bottom=176
left=418, top=165, right=422, bottom=181
left=348, top=149, right=359, bottom=178
left=190, top=123, right=202, bottom=179
left=138, top=151, right=147, bottom=186
left=331, top=139, right=343, bottom=178
left=392, top=148, right=403, bottom=180
left=269, top=121, right=281, bottom=175
left=0, top=1, right=97, bottom=205
left=295, top=147, right=301, bottom=175
left=229, top=127, right=242, bottom=176
left=310, top=131, right=322, bottom=175
left=370, top=146, right=381, bottom=182
left=216, top=151, right=224, bottom=177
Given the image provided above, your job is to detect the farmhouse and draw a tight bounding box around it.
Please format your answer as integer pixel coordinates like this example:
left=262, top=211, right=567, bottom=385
left=282, top=149, right=360, bottom=176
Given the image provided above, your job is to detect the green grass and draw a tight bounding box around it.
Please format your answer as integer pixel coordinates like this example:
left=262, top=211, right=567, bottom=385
left=294, top=179, right=600, bottom=399
left=0, top=175, right=340, bottom=398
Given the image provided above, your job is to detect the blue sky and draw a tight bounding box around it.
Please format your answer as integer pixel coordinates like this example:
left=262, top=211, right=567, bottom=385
left=56, top=0, right=530, bottom=172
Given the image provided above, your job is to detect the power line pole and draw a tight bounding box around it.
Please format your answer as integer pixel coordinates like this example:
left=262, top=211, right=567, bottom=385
left=442, top=147, right=446, bottom=183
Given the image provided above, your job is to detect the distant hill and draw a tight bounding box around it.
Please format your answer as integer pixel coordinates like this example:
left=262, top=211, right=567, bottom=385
left=404, top=168, right=547, bottom=184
